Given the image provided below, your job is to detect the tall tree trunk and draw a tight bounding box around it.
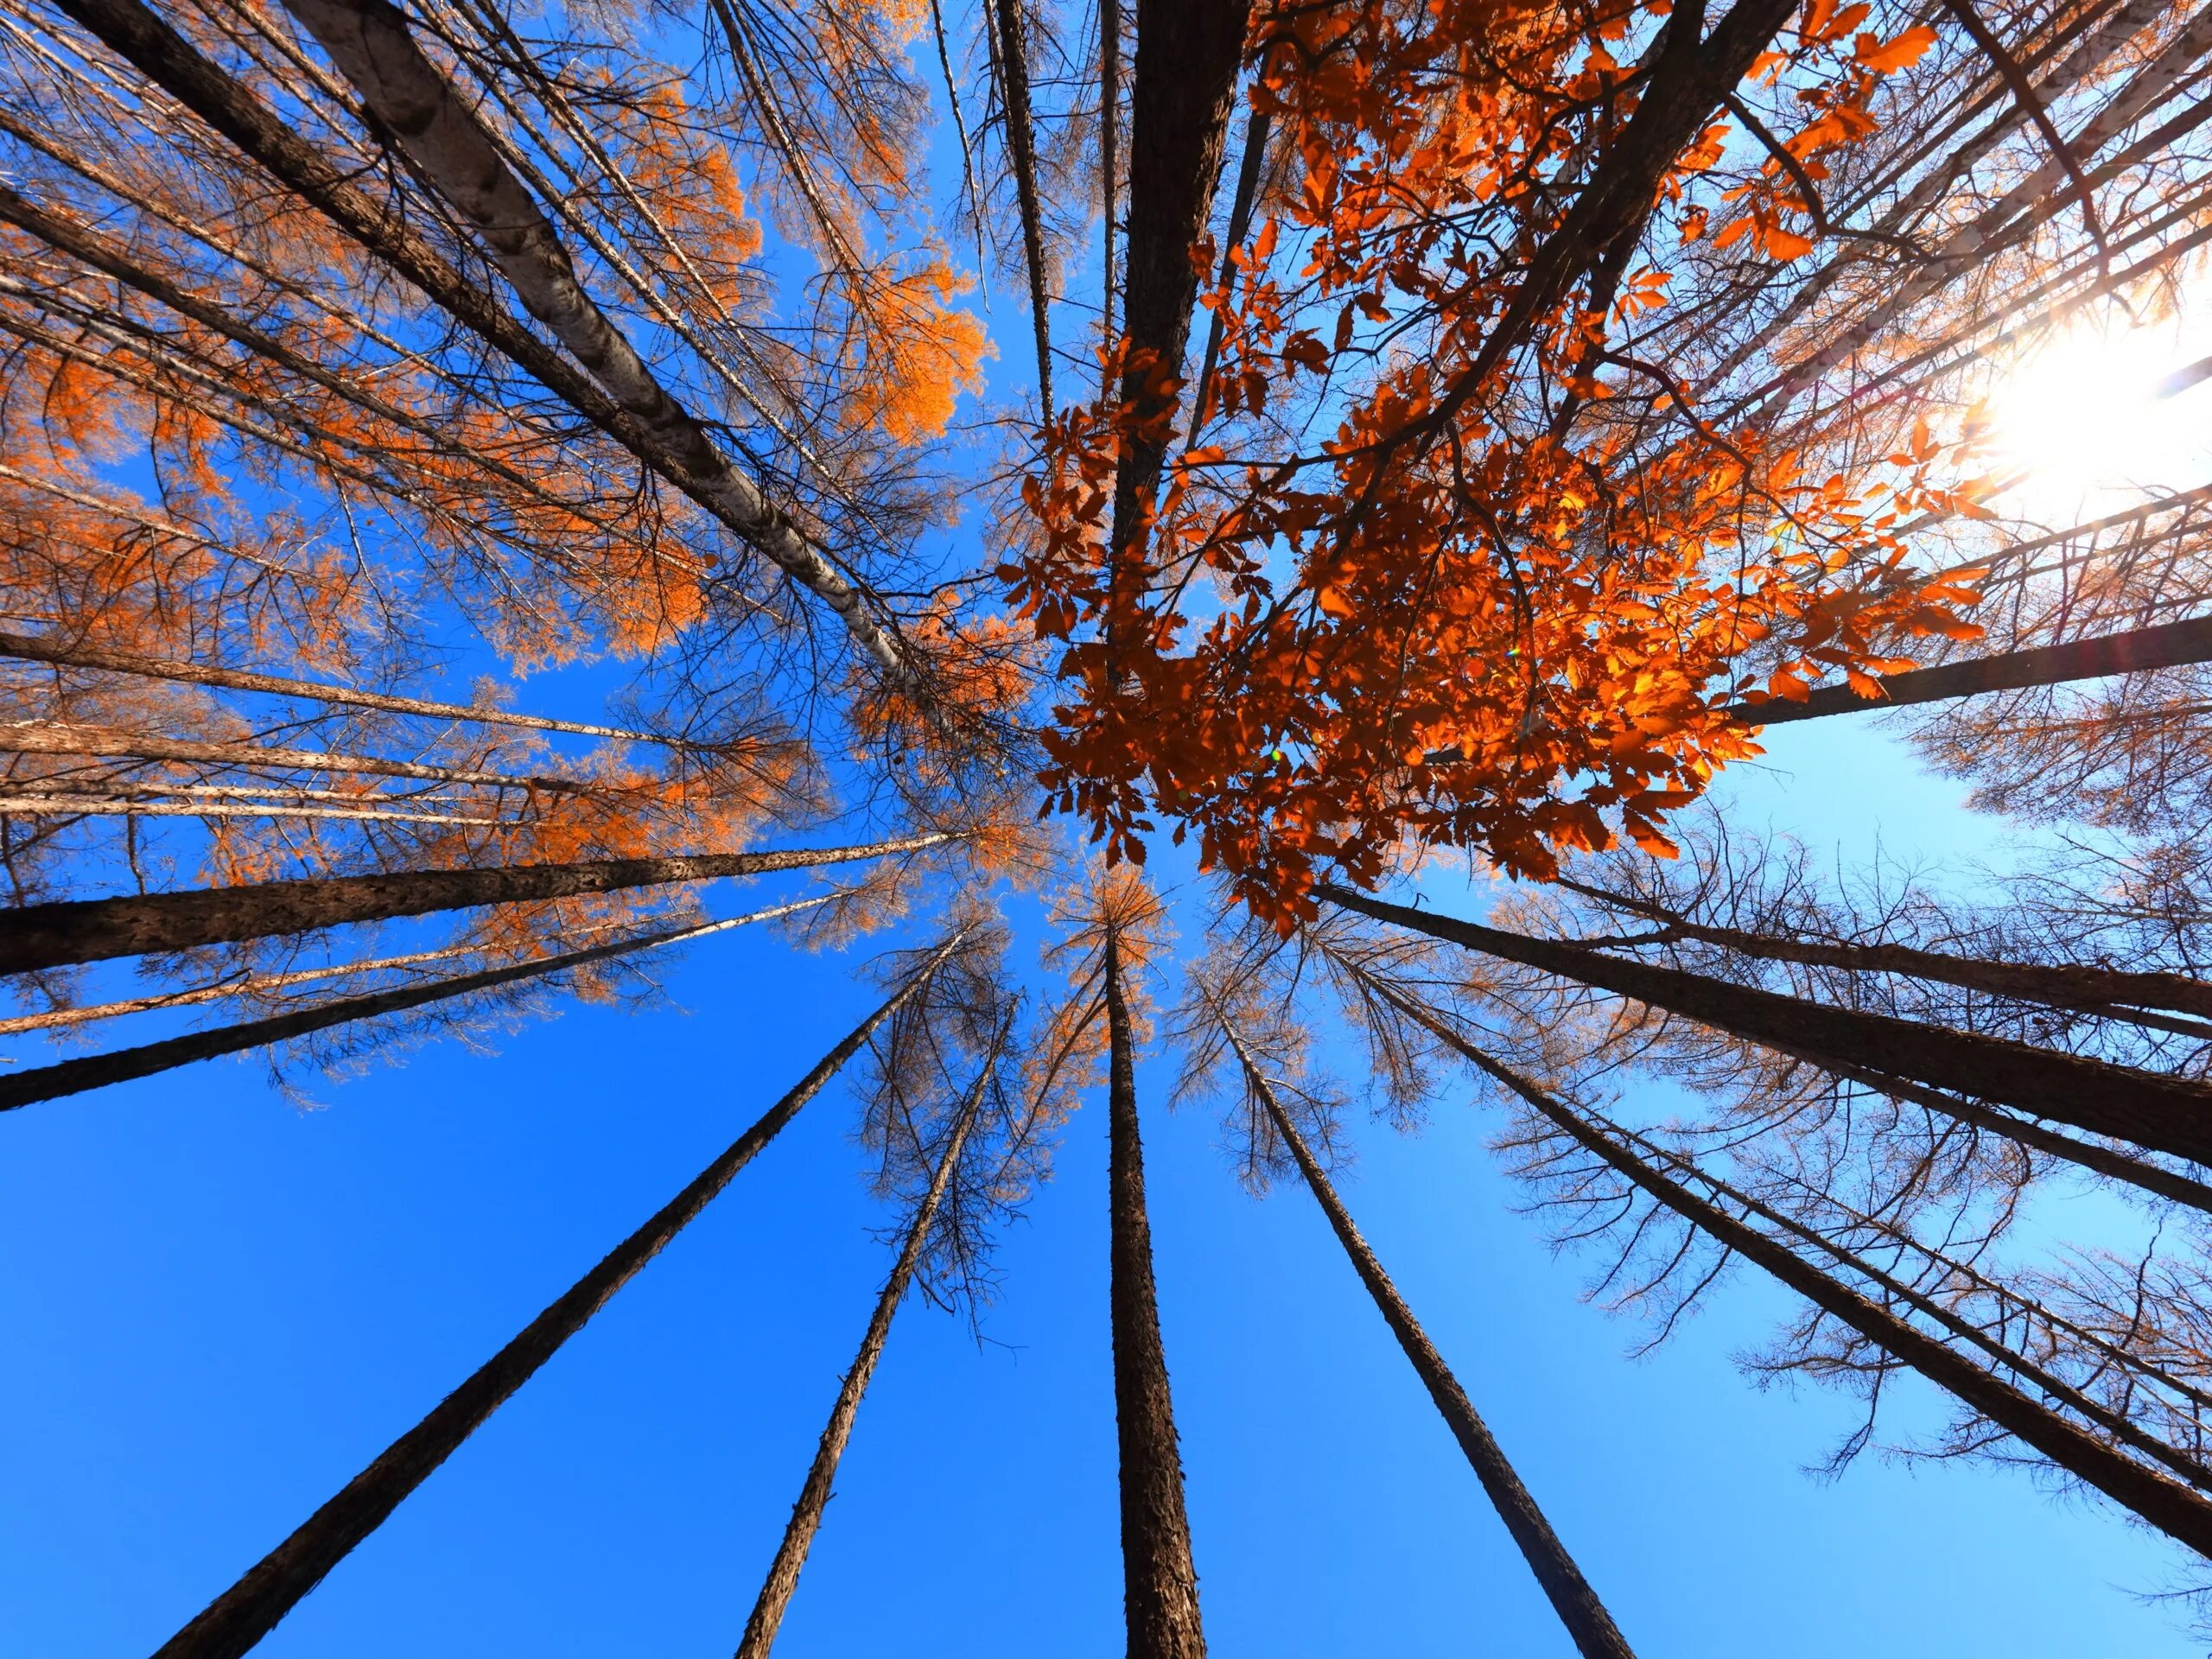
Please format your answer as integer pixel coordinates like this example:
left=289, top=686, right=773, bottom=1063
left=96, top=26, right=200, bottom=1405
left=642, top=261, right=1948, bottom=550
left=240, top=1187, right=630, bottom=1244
left=0, top=833, right=944, bottom=975
left=1099, top=0, right=1121, bottom=357
left=1106, top=931, right=1208, bottom=1659
left=1732, top=613, right=2212, bottom=726
left=1554, top=876, right=2212, bottom=1022
left=0, top=629, right=668, bottom=744
left=54, top=0, right=903, bottom=677
left=989, top=0, right=1054, bottom=415
left=1388, top=989, right=2212, bottom=1560
left=0, top=895, right=828, bottom=1113
left=1187, top=101, right=1268, bottom=434
left=0, top=721, right=592, bottom=795
left=272, top=0, right=904, bottom=675
left=1109, top=0, right=1253, bottom=557
left=1322, top=887, right=2212, bottom=1168
left=1229, top=1030, right=1637, bottom=1659
left=734, top=1036, right=1000, bottom=1658
left=149, top=936, right=963, bottom=1659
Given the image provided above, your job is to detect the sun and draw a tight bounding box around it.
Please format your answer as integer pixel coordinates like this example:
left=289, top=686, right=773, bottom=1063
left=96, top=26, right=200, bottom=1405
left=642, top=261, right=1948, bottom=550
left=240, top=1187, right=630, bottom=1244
left=1980, top=300, right=2212, bottom=524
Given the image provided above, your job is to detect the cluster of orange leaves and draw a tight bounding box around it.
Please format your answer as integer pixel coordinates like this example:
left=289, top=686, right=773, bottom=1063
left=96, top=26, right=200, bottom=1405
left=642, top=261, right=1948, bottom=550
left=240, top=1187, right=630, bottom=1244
left=1003, top=0, right=1980, bottom=928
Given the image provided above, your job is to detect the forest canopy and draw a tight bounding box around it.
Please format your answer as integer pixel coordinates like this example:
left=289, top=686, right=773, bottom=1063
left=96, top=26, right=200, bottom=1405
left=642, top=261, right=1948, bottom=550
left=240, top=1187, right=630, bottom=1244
left=6, top=0, right=2212, bottom=1652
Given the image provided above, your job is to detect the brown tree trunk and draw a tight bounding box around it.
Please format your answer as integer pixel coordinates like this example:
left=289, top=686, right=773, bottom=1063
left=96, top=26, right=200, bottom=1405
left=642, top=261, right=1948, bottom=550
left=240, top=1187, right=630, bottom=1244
left=1554, top=876, right=2212, bottom=1022
left=149, top=937, right=962, bottom=1659
left=1099, top=0, right=1121, bottom=355
left=1394, top=994, right=2212, bottom=1560
left=0, top=630, right=667, bottom=744
left=0, top=896, right=826, bottom=1113
left=1109, top=0, right=1253, bottom=556
left=734, top=1040, right=997, bottom=1658
left=0, top=721, right=591, bottom=795
left=1187, top=102, right=1269, bottom=433
left=989, top=0, right=1054, bottom=415
left=1732, top=613, right=2212, bottom=727
left=1106, top=931, right=1208, bottom=1659
left=1323, top=887, right=2212, bottom=1169
left=1230, top=1032, right=1637, bottom=1659
left=0, top=833, right=944, bottom=975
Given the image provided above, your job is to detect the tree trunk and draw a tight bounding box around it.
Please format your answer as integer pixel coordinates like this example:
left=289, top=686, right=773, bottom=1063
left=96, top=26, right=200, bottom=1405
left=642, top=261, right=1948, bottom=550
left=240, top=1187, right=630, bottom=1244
left=1732, top=613, right=2212, bottom=726
left=1555, top=876, right=2212, bottom=1022
left=1188, top=102, right=1269, bottom=433
left=149, top=937, right=962, bottom=1659
left=734, top=1039, right=998, bottom=1658
left=0, top=895, right=827, bottom=1113
left=989, top=0, right=1054, bottom=415
left=1392, top=992, right=2212, bottom=1560
left=1109, top=0, right=1253, bottom=556
left=1230, top=1032, right=1637, bottom=1659
left=1106, top=931, right=1208, bottom=1659
left=0, top=832, right=944, bottom=975
left=1099, top=0, right=1121, bottom=355
left=54, top=0, right=902, bottom=677
left=0, top=721, right=592, bottom=795
left=273, top=0, right=901, bottom=676
left=0, top=629, right=669, bottom=744
left=1323, top=887, right=2212, bottom=1169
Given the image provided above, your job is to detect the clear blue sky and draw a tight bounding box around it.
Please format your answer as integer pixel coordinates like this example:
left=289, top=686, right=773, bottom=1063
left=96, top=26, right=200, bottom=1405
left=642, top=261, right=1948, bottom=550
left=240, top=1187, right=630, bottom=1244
left=0, top=718, right=2198, bottom=1657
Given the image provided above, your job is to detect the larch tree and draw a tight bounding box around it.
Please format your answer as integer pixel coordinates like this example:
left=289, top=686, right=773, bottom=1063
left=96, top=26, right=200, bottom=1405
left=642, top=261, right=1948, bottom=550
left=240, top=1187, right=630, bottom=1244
left=11, top=0, right=2212, bottom=1654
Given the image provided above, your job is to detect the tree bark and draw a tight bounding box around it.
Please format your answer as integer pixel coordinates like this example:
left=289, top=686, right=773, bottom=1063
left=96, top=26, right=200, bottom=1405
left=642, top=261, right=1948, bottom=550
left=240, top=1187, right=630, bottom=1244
left=1733, top=613, right=2212, bottom=726
left=734, top=1038, right=998, bottom=1658
left=0, top=629, right=668, bottom=744
left=1554, top=875, right=2212, bottom=1020
left=1187, top=102, right=1268, bottom=434
left=0, top=895, right=827, bottom=1113
left=0, top=833, right=945, bottom=975
left=1324, top=887, right=2212, bottom=1169
left=1099, top=0, right=1121, bottom=355
left=148, top=937, right=961, bottom=1659
left=1230, top=1032, right=1637, bottom=1659
left=989, top=0, right=1054, bottom=415
left=1399, top=1004, right=2212, bottom=1560
left=273, top=0, right=903, bottom=675
left=1109, top=0, right=1253, bottom=556
left=1106, top=931, right=1208, bottom=1659
left=0, top=721, right=591, bottom=795
left=54, top=0, right=902, bottom=676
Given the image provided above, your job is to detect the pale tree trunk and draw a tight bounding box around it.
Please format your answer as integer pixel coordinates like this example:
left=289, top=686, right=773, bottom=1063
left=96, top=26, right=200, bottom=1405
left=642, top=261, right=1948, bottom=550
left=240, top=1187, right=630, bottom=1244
left=0, top=832, right=946, bottom=974
left=1106, top=931, right=1208, bottom=1659
left=1394, top=994, right=2212, bottom=1559
left=51, top=0, right=898, bottom=674
left=989, top=0, right=1053, bottom=414
left=274, top=0, right=905, bottom=676
left=1229, top=1029, right=1637, bottom=1659
left=0, top=894, right=830, bottom=1113
left=734, top=1033, right=1001, bottom=1658
left=1732, top=613, right=2212, bottom=728
left=0, top=629, right=670, bottom=745
left=1322, top=887, right=2212, bottom=1168
left=0, top=798, right=505, bottom=829
left=0, top=721, right=592, bottom=794
left=149, top=934, right=963, bottom=1659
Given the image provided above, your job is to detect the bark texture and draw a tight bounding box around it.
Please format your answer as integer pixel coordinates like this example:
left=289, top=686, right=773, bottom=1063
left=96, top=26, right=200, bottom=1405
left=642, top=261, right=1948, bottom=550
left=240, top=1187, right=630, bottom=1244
left=1109, top=0, right=1252, bottom=554
left=276, top=0, right=902, bottom=673
left=0, top=896, right=826, bottom=1112
left=0, top=722, right=589, bottom=795
left=1556, top=877, right=2212, bottom=1020
left=1324, top=887, right=2212, bottom=1168
left=0, top=629, right=664, bottom=743
left=1395, top=996, right=2212, bottom=1560
left=149, top=941, right=958, bottom=1659
left=989, top=0, right=1054, bottom=414
left=0, top=833, right=944, bottom=974
left=1735, top=613, right=2212, bottom=726
left=734, top=1045, right=995, bottom=1658
left=1106, top=932, right=1208, bottom=1659
left=1234, top=1035, right=1637, bottom=1659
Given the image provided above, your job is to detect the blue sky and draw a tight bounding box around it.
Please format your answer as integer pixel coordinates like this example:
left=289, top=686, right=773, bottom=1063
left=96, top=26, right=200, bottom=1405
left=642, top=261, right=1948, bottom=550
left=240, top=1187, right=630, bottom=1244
left=0, top=716, right=2198, bottom=1658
